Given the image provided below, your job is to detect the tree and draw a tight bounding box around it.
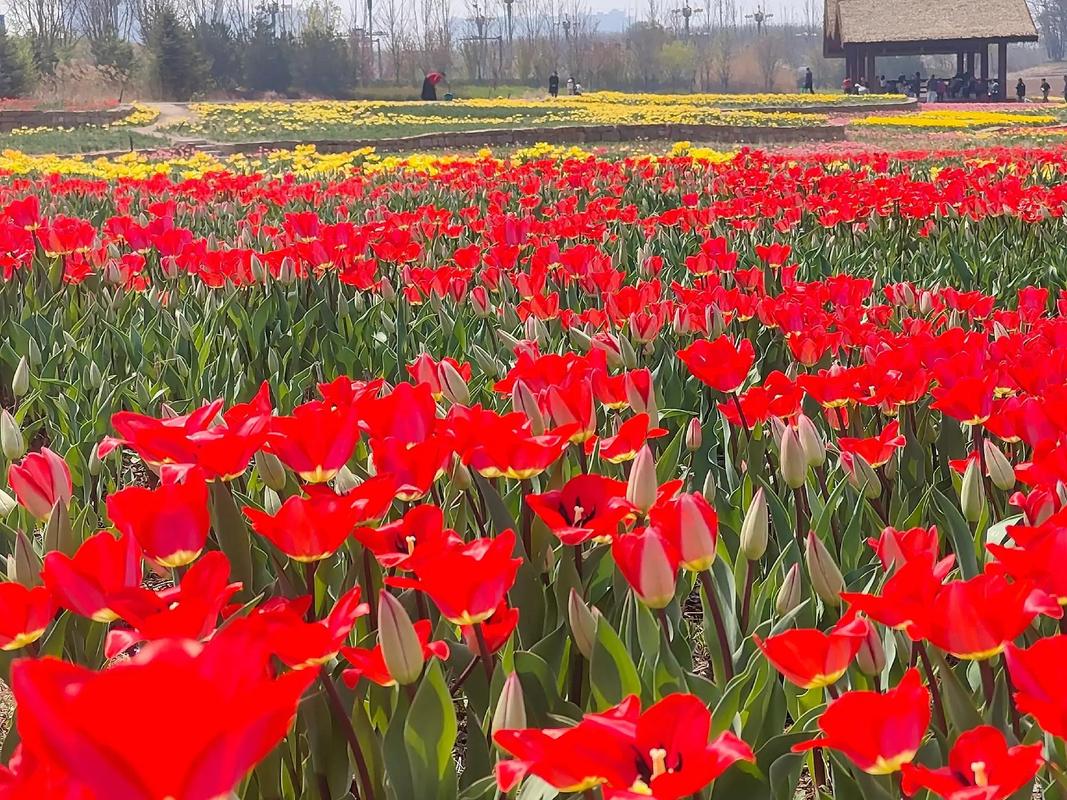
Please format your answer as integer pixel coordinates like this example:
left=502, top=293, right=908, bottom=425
left=90, top=31, right=138, bottom=101
left=292, top=0, right=352, bottom=96
left=243, top=4, right=291, bottom=93
left=0, top=29, right=36, bottom=98
left=710, top=0, right=736, bottom=90
left=5, top=0, right=77, bottom=74
left=193, top=20, right=243, bottom=90
left=145, top=0, right=206, bottom=99
left=755, top=29, right=784, bottom=90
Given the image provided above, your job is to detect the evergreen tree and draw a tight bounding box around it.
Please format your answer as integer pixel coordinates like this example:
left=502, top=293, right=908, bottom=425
left=0, top=29, right=36, bottom=98
left=193, top=20, right=243, bottom=91
left=146, top=2, right=206, bottom=100
left=292, top=1, right=352, bottom=97
left=244, top=5, right=291, bottom=94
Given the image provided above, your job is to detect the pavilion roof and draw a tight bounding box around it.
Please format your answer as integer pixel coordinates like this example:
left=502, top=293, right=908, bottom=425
left=825, top=0, right=1038, bottom=45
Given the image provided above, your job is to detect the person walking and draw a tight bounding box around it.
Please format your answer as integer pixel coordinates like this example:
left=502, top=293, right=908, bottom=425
left=803, top=67, right=814, bottom=94
left=1017, top=77, right=1027, bottom=102
left=1041, top=77, right=1051, bottom=102
left=1062, top=74, right=1067, bottom=102
left=421, top=71, right=446, bottom=101
left=549, top=71, right=560, bottom=98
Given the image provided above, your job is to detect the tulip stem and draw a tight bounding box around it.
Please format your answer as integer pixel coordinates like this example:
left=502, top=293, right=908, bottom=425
left=474, top=622, right=496, bottom=681
left=362, top=549, right=378, bottom=630
left=979, top=657, right=996, bottom=710
left=305, top=561, right=318, bottom=619
left=1001, top=654, right=1023, bottom=740
left=698, top=570, right=735, bottom=683
left=792, top=486, right=808, bottom=553
left=731, top=393, right=751, bottom=435
left=450, top=657, right=480, bottom=695
left=321, top=673, right=377, bottom=800
left=739, top=560, right=756, bottom=635
left=916, top=643, right=948, bottom=735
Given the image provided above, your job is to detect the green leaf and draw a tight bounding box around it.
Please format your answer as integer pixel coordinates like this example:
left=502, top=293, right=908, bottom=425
left=590, top=615, right=643, bottom=710
left=404, top=660, right=458, bottom=798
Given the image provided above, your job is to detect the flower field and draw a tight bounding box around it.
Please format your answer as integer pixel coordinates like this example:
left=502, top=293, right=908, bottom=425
left=4, top=143, right=1067, bottom=799
left=174, top=92, right=875, bottom=142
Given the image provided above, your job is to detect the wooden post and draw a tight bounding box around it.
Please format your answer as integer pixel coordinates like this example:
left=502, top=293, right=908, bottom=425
left=957, top=52, right=965, bottom=74
left=998, top=40, right=1008, bottom=100
left=866, top=52, right=876, bottom=86
left=965, top=51, right=975, bottom=75
left=979, top=43, right=989, bottom=82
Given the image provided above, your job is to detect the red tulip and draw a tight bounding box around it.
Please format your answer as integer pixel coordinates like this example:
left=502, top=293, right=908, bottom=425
left=42, top=531, right=141, bottom=623
left=793, top=668, right=930, bottom=775
left=495, top=693, right=753, bottom=798
left=1005, top=634, right=1067, bottom=738
left=98, top=400, right=224, bottom=467
left=257, top=586, right=369, bottom=669
left=266, top=399, right=361, bottom=483
left=7, top=447, right=72, bottom=520
left=841, top=557, right=946, bottom=632
left=103, top=551, right=241, bottom=659
left=987, top=517, right=1067, bottom=603
left=867, top=526, right=946, bottom=573
left=909, top=573, right=1060, bottom=660
left=0, top=583, right=55, bottom=651
left=106, top=472, right=210, bottom=568
left=677, top=336, right=755, bottom=393
left=838, top=420, right=906, bottom=469
left=243, top=487, right=373, bottom=562
left=341, top=620, right=450, bottom=687
left=598, top=413, right=668, bottom=464
left=526, top=474, right=632, bottom=545
left=387, top=529, right=521, bottom=624
left=901, top=725, right=1042, bottom=799
left=754, top=613, right=870, bottom=689
left=461, top=602, right=520, bottom=655
left=355, top=503, right=460, bottom=570
left=648, top=491, right=718, bottom=572
left=494, top=696, right=641, bottom=794
left=611, top=526, right=680, bottom=609
left=10, top=624, right=316, bottom=800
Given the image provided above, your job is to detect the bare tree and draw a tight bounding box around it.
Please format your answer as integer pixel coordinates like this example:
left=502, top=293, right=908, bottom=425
left=710, top=0, right=736, bottom=90
left=6, top=0, right=78, bottom=71
left=377, top=0, right=413, bottom=83
left=755, top=28, right=783, bottom=90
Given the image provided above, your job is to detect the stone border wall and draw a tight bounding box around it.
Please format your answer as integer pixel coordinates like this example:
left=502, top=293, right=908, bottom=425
left=743, top=98, right=918, bottom=115
left=0, top=107, right=133, bottom=132
left=220, top=122, right=846, bottom=155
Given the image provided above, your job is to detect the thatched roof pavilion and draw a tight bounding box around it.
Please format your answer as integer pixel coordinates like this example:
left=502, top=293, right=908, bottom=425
left=824, top=0, right=1038, bottom=99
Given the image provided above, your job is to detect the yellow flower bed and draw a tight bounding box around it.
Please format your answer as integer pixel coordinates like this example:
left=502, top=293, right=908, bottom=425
left=179, top=94, right=827, bottom=139
left=5, top=104, right=160, bottom=138
left=853, top=109, right=1057, bottom=129
left=0, top=141, right=736, bottom=180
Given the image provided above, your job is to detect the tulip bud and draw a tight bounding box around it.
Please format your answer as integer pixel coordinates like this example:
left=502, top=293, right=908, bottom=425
left=492, top=672, right=527, bottom=736
left=379, top=277, right=396, bottom=301
left=618, top=335, right=638, bottom=370
left=449, top=458, right=472, bottom=492
left=740, top=488, right=769, bottom=561
left=677, top=493, right=717, bottom=571
left=568, top=588, right=600, bottom=660
left=626, top=446, right=658, bottom=513
left=438, top=360, right=470, bottom=405
left=377, top=591, right=425, bottom=686
left=855, top=623, right=886, bottom=677
left=255, top=451, right=287, bottom=491
left=633, top=532, right=677, bottom=609
left=685, top=418, right=702, bottom=452
left=701, top=470, right=716, bottom=502
left=511, top=379, right=546, bottom=435
left=334, top=465, right=360, bottom=496
left=845, top=453, right=882, bottom=499
left=1, top=410, right=25, bottom=461
left=984, top=441, right=1015, bottom=492
left=775, top=563, right=803, bottom=615
left=88, top=361, right=103, bottom=390
left=13, top=531, right=41, bottom=588
left=919, top=291, right=934, bottom=315
left=11, top=357, right=29, bottom=398
left=961, top=459, right=985, bottom=523
left=779, top=426, right=808, bottom=490
left=263, top=488, right=282, bottom=515
left=87, top=445, right=104, bottom=477
left=524, top=316, right=547, bottom=345
left=0, top=489, right=16, bottom=518
left=805, top=532, right=844, bottom=607
left=796, top=415, right=826, bottom=468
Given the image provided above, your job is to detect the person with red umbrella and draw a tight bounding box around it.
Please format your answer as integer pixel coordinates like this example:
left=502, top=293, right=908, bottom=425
left=421, top=71, right=446, bottom=101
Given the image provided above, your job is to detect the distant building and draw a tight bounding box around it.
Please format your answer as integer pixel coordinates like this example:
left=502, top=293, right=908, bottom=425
left=823, top=0, right=1038, bottom=99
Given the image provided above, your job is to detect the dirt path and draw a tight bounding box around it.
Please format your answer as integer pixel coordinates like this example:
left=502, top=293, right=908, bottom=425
left=130, top=102, right=202, bottom=145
